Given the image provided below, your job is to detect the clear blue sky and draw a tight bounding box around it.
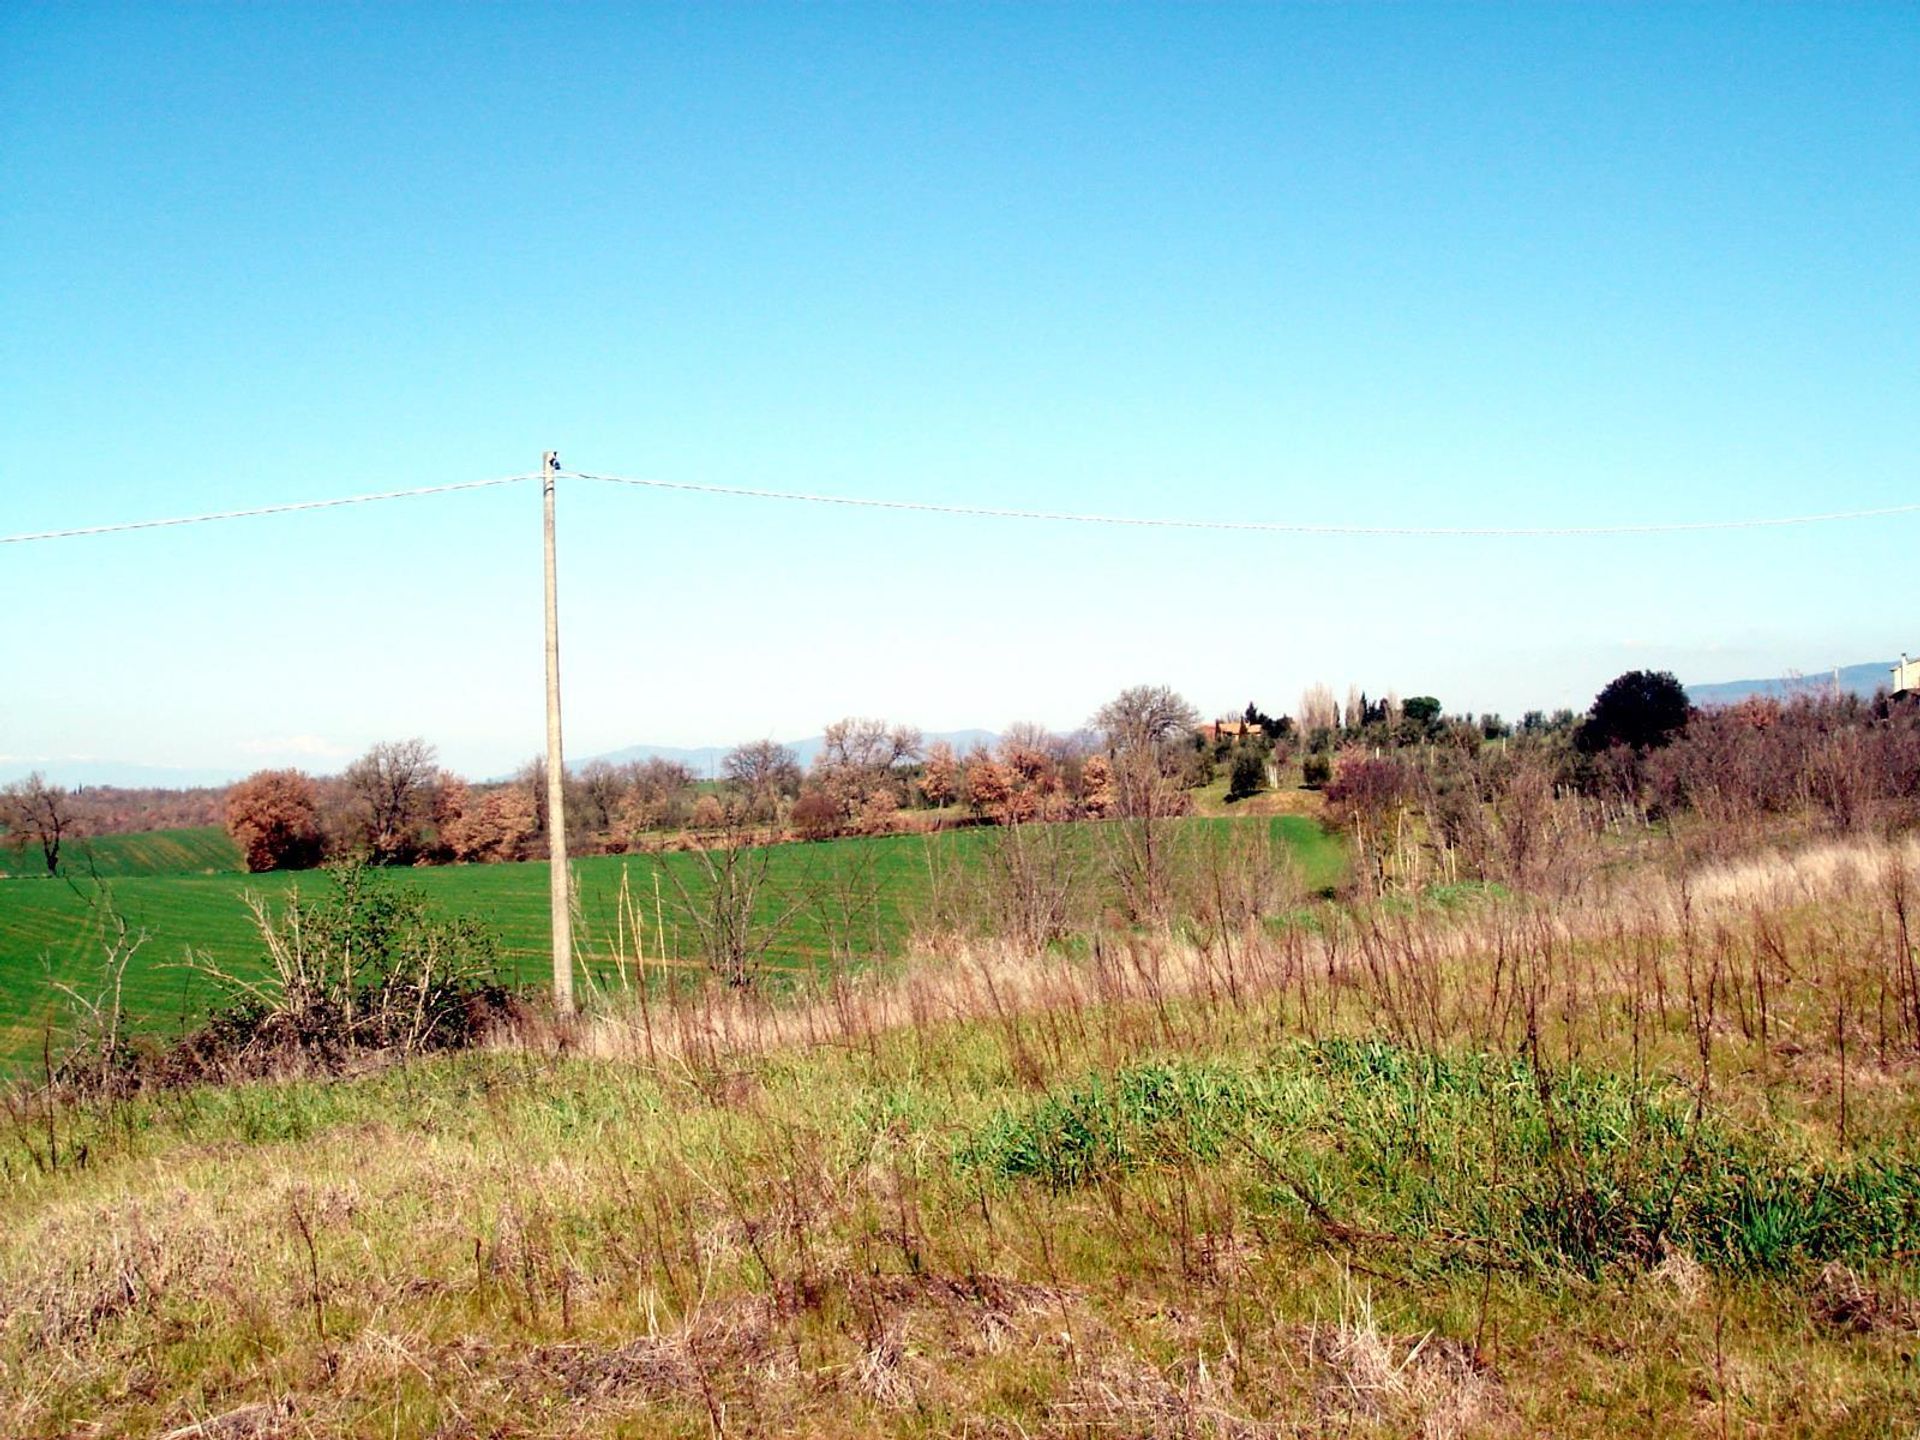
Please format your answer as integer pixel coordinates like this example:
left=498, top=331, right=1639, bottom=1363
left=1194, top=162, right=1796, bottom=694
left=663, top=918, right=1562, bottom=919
left=3, top=3, right=1915, bottom=781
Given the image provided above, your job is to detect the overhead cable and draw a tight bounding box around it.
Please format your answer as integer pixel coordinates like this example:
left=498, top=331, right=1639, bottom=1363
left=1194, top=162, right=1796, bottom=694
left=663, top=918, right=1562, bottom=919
left=3, top=466, right=1915, bottom=545
left=566, top=470, right=1920, bottom=538
left=0, top=473, right=538, bottom=545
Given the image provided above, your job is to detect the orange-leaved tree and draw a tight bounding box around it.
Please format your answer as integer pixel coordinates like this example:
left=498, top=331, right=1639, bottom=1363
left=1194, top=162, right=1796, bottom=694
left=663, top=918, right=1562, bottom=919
left=225, top=768, right=325, bottom=873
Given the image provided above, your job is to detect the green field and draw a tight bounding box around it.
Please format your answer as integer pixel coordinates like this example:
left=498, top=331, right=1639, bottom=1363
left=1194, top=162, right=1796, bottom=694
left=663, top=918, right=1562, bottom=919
left=0, top=825, right=242, bottom=880
left=0, top=816, right=1343, bottom=1075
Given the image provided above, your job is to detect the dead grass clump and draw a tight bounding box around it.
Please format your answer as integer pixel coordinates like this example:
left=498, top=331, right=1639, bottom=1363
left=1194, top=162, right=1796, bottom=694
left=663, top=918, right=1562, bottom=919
left=156, top=1397, right=300, bottom=1439
left=1809, top=1262, right=1917, bottom=1335
left=853, top=1316, right=916, bottom=1408
left=1304, top=1282, right=1508, bottom=1440
left=1649, top=1243, right=1710, bottom=1308
left=557, top=1293, right=780, bottom=1403
left=1049, top=1346, right=1270, bottom=1439
left=543, top=1269, right=1081, bottom=1423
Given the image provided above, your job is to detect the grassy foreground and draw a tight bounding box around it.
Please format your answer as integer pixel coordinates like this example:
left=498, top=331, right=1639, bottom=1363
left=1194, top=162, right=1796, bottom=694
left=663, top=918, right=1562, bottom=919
left=0, top=817, right=1346, bottom=1075
left=3, top=834, right=1917, bottom=1437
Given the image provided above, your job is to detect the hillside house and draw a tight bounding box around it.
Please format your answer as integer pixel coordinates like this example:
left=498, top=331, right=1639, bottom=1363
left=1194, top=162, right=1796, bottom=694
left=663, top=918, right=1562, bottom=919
left=1896, top=654, right=1920, bottom=700
left=1204, top=719, right=1263, bottom=744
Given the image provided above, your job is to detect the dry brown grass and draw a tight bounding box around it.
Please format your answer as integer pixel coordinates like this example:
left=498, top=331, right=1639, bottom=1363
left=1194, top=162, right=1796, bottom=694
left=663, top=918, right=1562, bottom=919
left=563, top=831, right=1920, bottom=1114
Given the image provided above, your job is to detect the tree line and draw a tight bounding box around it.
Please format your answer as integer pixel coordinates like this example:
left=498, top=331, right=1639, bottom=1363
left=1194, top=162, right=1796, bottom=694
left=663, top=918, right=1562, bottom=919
left=8, top=671, right=1913, bottom=879
left=208, top=690, right=1216, bottom=874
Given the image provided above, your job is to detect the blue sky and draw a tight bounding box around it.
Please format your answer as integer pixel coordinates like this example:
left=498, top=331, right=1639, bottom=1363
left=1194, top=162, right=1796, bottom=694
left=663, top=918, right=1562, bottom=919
left=2, top=3, right=1916, bottom=781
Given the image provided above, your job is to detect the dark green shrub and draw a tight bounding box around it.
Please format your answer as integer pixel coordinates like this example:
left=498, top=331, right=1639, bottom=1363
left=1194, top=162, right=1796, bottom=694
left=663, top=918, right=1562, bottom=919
left=1576, top=669, right=1691, bottom=754
left=1227, top=745, right=1267, bottom=801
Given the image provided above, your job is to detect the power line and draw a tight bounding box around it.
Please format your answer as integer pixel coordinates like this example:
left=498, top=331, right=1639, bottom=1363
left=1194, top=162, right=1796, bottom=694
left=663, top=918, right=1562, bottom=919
left=0, top=473, right=538, bottom=545
left=2, top=465, right=1915, bottom=545
left=566, top=470, right=1920, bottom=538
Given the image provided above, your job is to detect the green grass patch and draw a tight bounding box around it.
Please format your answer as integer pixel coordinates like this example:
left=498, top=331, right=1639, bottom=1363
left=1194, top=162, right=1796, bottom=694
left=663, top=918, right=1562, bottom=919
left=958, top=1039, right=1920, bottom=1279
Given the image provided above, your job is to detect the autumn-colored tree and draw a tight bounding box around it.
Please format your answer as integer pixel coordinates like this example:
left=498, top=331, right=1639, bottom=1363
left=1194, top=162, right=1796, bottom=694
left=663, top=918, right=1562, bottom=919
left=1002, top=781, right=1043, bottom=824
left=790, top=786, right=842, bottom=841
left=964, top=752, right=1011, bottom=818
left=992, top=728, right=1067, bottom=824
left=1080, top=754, right=1116, bottom=817
left=441, top=781, right=539, bottom=863
left=225, top=769, right=324, bottom=873
left=919, top=741, right=959, bottom=809
left=856, top=788, right=901, bottom=834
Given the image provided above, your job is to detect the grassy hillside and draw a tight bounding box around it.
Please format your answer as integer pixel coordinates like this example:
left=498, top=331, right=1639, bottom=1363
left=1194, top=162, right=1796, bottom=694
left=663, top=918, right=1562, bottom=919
left=3, top=834, right=1915, bottom=1438
left=0, top=816, right=1343, bottom=1074
left=0, top=825, right=242, bottom=880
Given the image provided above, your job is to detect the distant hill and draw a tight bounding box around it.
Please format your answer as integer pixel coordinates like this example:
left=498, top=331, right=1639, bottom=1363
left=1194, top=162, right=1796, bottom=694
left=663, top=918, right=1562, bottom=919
left=1688, top=661, right=1896, bottom=708
left=585, top=729, right=1002, bottom=776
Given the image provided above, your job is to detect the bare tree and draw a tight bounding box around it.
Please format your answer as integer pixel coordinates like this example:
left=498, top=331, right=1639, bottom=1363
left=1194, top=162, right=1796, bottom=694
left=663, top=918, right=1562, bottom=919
left=809, top=840, right=887, bottom=966
left=616, top=757, right=698, bottom=839
left=342, top=739, right=439, bottom=865
left=1090, top=684, right=1199, bottom=820
left=1092, top=685, right=1199, bottom=751
left=1344, top=684, right=1366, bottom=732
left=813, top=717, right=922, bottom=823
left=818, top=717, right=922, bottom=773
left=577, top=759, right=626, bottom=835
left=1, top=771, right=73, bottom=876
left=722, top=739, right=803, bottom=819
left=979, top=818, right=1090, bottom=950
left=1298, top=684, right=1340, bottom=735
left=657, top=809, right=814, bottom=988
left=1000, top=720, right=1057, bottom=759
left=1090, top=686, right=1200, bottom=924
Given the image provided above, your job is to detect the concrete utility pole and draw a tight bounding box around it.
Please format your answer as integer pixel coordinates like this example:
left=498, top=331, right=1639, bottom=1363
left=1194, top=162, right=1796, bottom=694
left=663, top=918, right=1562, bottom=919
left=542, top=450, right=574, bottom=1015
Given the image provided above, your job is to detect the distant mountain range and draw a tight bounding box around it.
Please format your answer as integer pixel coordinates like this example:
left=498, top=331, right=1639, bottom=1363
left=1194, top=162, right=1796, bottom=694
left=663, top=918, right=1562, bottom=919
left=1687, top=661, right=1898, bottom=708
left=583, top=729, right=1001, bottom=777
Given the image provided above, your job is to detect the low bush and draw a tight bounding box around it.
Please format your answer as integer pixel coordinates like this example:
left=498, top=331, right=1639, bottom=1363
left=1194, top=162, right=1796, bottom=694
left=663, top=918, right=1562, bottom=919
left=171, top=863, right=517, bottom=1079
